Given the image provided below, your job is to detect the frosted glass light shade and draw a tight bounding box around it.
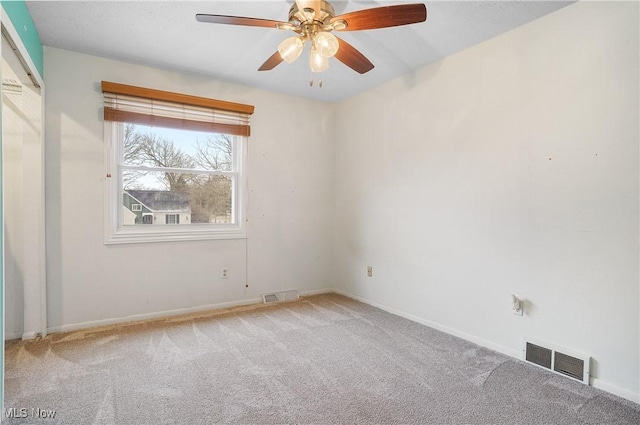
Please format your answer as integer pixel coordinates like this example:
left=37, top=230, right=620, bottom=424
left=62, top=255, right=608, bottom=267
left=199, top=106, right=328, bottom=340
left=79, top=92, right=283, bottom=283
left=315, top=32, right=339, bottom=58
left=309, top=49, right=329, bottom=73
left=278, top=37, right=304, bottom=63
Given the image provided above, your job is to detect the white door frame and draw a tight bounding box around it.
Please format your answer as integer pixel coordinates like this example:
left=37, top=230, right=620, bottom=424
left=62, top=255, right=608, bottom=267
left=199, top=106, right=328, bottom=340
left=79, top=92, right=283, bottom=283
left=0, top=5, right=47, bottom=344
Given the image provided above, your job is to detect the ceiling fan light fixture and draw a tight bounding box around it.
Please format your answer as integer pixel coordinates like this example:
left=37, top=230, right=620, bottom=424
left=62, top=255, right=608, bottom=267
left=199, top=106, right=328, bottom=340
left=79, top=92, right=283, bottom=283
left=309, top=48, right=329, bottom=73
left=278, top=36, right=304, bottom=63
left=314, top=31, right=339, bottom=58
left=197, top=1, right=428, bottom=75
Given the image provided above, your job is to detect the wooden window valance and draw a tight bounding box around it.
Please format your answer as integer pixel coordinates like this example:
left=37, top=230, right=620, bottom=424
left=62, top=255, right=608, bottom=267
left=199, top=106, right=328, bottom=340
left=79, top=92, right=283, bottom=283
left=102, top=81, right=254, bottom=137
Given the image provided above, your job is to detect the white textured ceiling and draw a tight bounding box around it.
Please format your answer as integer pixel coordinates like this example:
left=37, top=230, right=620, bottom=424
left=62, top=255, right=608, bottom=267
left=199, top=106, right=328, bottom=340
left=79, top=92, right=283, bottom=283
left=26, top=1, right=573, bottom=102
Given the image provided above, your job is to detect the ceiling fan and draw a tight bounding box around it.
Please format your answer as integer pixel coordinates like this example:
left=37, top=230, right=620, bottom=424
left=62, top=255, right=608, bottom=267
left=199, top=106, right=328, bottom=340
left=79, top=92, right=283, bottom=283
left=196, top=1, right=427, bottom=74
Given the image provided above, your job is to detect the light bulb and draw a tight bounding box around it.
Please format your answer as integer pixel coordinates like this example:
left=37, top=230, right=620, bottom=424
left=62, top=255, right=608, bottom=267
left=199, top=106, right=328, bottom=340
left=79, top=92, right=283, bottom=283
left=278, top=37, right=304, bottom=63
left=309, top=49, right=329, bottom=73
left=315, top=31, right=339, bottom=58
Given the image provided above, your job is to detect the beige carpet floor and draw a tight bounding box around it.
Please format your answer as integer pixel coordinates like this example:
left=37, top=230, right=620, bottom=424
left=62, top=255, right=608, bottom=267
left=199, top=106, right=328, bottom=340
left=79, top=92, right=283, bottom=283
left=4, top=293, right=640, bottom=424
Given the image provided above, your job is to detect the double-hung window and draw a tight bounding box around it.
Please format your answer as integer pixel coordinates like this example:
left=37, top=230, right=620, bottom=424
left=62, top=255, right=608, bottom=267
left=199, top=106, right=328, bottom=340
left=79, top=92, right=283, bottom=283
left=103, top=81, right=254, bottom=244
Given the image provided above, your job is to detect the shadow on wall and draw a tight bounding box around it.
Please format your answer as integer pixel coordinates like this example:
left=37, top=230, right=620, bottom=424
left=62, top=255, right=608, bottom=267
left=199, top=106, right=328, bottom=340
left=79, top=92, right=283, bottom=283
left=3, top=229, right=24, bottom=339
left=44, top=109, right=63, bottom=330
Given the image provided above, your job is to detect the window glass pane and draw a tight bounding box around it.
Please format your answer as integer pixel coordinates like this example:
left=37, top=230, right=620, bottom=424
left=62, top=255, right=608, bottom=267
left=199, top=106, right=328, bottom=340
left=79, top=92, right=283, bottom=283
left=123, top=170, right=233, bottom=225
left=123, top=123, right=234, bottom=171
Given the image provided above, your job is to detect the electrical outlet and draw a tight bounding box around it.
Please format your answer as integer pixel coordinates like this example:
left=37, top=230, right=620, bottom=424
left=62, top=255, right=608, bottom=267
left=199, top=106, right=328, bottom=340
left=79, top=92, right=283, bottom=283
left=222, top=268, right=228, bottom=279
left=367, top=266, right=372, bottom=277
left=512, top=294, right=523, bottom=316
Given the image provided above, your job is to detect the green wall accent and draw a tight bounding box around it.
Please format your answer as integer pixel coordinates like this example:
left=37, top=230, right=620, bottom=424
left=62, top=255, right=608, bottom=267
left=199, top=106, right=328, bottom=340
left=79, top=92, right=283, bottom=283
left=1, top=0, right=44, bottom=79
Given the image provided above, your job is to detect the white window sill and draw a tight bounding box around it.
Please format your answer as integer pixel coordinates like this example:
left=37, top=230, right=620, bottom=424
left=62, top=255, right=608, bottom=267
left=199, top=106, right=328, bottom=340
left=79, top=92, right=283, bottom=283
left=105, top=226, right=246, bottom=245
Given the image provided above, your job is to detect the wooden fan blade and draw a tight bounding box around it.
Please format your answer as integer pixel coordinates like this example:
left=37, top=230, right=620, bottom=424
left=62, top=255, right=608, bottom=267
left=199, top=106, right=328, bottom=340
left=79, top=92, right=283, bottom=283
left=295, top=0, right=322, bottom=20
left=258, top=51, right=284, bottom=71
left=331, top=4, right=427, bottom=31
left=334, top=37, right=374, bottom=74
left=196, top=14, right=286, bottom=29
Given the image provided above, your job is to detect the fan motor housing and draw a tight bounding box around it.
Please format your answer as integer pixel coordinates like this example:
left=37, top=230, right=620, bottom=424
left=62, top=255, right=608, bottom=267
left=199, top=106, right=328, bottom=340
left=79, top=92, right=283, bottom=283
left=289, top=1, right=336, bottom=24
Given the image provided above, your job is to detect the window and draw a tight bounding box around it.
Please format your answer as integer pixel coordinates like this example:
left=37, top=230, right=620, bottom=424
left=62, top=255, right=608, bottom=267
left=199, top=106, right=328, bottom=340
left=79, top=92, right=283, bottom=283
left=103, top=81, right=253, bottom=244
left=165, top=214, right=180, bottom=225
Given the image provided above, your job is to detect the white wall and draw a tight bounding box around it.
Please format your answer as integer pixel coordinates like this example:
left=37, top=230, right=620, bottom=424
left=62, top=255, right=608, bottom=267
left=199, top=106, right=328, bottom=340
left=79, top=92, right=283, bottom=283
left=333, top=1, right=639, bottom=400
left=44, top=47, right=334, bottom=331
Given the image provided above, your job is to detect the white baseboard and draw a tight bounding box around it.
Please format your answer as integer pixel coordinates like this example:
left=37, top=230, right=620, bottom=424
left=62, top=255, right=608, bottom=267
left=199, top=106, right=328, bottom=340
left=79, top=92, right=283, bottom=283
left=332, top=289, right=640, bottom=404
left=332, top=289, right=519, bottom=358
left=21, top=332, right=39, bottom=341
left=4, top=332, right=22, bottom=341
left=591, top=378, right=640, bottom=404
left=46, top=297, right=263, bottom=334
left=4, top=332, right=40, bottom=341
left=299, top=288, right=338, bottom=296
left=46, top=290, right=338, bottom=335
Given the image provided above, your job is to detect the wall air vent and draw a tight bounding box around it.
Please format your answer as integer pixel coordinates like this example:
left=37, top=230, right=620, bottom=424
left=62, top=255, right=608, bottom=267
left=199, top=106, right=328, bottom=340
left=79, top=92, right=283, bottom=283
left=525, top=342, right=552, bottom=369
left=262, top=290, right=299, bottom=304
left=554, top=351, right=585, bottom=381
left=523, top=338, right=590, bottom=385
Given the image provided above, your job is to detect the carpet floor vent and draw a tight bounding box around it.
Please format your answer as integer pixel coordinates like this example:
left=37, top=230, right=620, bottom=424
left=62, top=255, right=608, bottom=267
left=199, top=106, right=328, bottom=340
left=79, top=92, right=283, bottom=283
left=262, top=290, right=299, bottom=304
left=523, top=338, right=590, bottom=384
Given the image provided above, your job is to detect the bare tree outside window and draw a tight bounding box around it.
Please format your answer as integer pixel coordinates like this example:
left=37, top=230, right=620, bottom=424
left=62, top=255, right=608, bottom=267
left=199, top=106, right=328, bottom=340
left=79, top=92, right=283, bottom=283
left=122, top=124, right=147, bottom=187
left=194, top=134, right=233, bottom=172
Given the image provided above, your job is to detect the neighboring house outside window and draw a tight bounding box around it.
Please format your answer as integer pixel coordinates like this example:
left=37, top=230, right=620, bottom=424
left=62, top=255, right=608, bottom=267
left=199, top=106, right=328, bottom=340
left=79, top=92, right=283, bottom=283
left=123, top=190, right=189, bottom=226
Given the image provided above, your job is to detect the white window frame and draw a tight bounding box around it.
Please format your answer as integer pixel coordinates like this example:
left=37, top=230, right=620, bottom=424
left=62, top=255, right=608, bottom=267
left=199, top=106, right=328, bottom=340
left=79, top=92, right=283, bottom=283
left=131, top=203, right=142, bottom=212
left=104, top=122, right=247, bottom=244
